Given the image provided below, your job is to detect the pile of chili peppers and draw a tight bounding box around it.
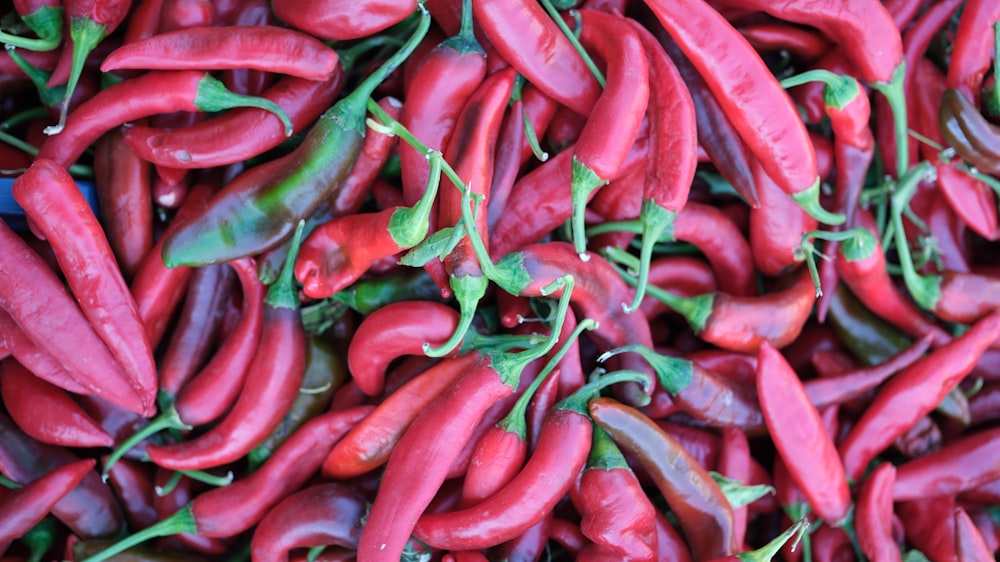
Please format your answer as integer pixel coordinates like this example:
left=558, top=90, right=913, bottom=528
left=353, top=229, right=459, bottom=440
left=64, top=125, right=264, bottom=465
left=1, top=0, right=1000, bottom=560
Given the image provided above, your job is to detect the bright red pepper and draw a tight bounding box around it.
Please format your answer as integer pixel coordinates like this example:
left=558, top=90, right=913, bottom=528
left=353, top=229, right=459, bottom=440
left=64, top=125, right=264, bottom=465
left=0, top=310, right=89, bottom=396
left=13, top=158, right=158, bottom=415
left=272, top=0, right=418, bottom=41
left=100, top=25, right=339, bottom=80
left=946, top=0, right=1000, bottom=106
left=893, top=425, right=1000, bottom=501
left=757, top=341, right=850, bottom=525
left=0, top=0, right=63, bottom=51
left=0, top=459, right=95, bottom=548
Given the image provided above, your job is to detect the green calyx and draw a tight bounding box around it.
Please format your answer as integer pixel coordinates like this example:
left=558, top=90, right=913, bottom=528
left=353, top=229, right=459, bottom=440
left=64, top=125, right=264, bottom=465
left=779, top=69, right=862, bottom=111
left=101, top=403, right=191, bottom=480
left=0, top=5, right=63, bottom=51
left=790, top=179, right=846, bottom=226
left=735, top=517, right=809, bottom=562
left=423, top=273, right=488, bottom=357
left=557, top=369, right=652, bottom=415
left=265, top=220, right=306, bottom=309
left=797, top=227, right=878, bottom=297
left=44, top=17, right=107, bottom=136
left=586, top=422, right=629, bottom=471
left=627, top=200, right=677, bottom=313
left=436, top=0, right=485, bottom=56
left=598, top=344, right=692, bottom=395
left=195, top=74, right=294, bottom=136
left=870, top=61, right=908, bottom=177
left=489, top=275, right=574, bottom=387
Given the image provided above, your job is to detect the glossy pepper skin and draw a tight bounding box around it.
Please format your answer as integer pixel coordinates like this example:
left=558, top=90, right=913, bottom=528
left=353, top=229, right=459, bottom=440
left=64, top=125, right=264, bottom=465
left=272, top=0, right=418, bottom=41
left=588, top=397, right=738, bottom=561
left=0, top=459, right=95, bottom=548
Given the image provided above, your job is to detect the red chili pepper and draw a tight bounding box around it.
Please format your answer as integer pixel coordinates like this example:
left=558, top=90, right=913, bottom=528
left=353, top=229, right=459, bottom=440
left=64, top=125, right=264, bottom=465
left=92, top=127, right=153, bottom=280
left=474, top=0, right=600, bottom=116
left=946, top=0, right=1000, bottom=106
left=600, top=345, right=763, bottom=431
left=38, top=69, right=293, bottom=169
left=156, top=263, right=235, bottom=399
left=893, top=425, right=1000, bottom=501
left=0, top=359, right=113, bottom=448
left=939, top=86, right=1000, bottom=178
left=103, top=457, right=159, bottom=531
left=0, top=0, right=63, bottom=51
left=150, top=469, right=229, bottom=556
left=839, top=311, right=1000, bottom=482
left=0, top=215, right=145, bottom=416
left=588, top=396, right=738, bottom=560
left=804, top=333, right=934, bottom=410
left=748, top=157, right=818, bottom=278
left=79, top=406, right=373, bottom=562
left=121, top=72, right=344, bottom=170
left=347, top=300, right=460, bottom=396
left=757, top=341, right=850, bottom=525
left=738, top=22, right=831, bottom=61
left=897, top=496, right=958, bottom=562
left=272, top=0, right=417, bottom=41
left=412, top=371, right=650, bottom=551
left=855, top=463, right=900, bottom=562
left=156, top=0, right=214, bottom=32
left=0, top=309, right=89, bottom=396
left=42, top=0, right=132, bottom=135
left=548, top=517, right=588, bottom=557
left=0, top=412, right=124, bottom=539
left=428, top=67, right=517, bottom=357
left=568, top=9, right=649, bottom=256
left=143, top=225, right=307, bottom=471
left=100, top=25, right=339, bottom=80
left=835, top=209, right=950, bottom=346
left=624, top=18, right=697, bottom=312
left=13, top=158, right=158, bottom=415
left=323, top=352, right=479, bottom=479
left=645, top=0, right=840, bottom=225
left=574, top=422, right=658, bottom=561
left=249, top=482, right=367, bottom=562
left=357, top=280, right=573, bottom=561
left=171, top=257, right=264, bottom=427
left=0, top=459, right=95, bottom=548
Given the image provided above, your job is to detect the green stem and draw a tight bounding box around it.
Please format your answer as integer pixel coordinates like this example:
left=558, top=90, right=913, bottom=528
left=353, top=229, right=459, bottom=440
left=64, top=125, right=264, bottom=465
left=345, top=4, right=431, bottom=105
left=889, top=161, right=941, bottom=311
left=797, top=227, right=878, bottom=297
left=0, top=129, right=92, bottom=177
left=79, top=506, right=198, bottom=562
left=870, top=62, right=909, bottom=177
left=177, top=469, right=234, bottom=488
left=306, top=546, right=325, bottom=562
left=154, top=471, right=183, bottom=497
left=102, top=405, right=191, bottom=480
left=627, top=200, right=676, bottom=313
left=536, top=0, right=605, bottom=87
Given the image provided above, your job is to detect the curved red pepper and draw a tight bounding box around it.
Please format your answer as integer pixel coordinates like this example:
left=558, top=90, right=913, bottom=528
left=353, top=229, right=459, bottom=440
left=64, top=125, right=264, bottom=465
left=839, top=311, right=1000, bottom=481
left=0, top=459, right=95, bottom=547
left=855, top=463, right=900, bottom=562
left=893, top=425, right=1000, bottom=501
left=954, top=507, right=995, bottom=561
left=121, top=72, right=344, bottom=170
left=249, top=482, right=367, bottom=562
left=946, top=0, right=1000, bottom=106
left=645, top=0, right=839, bottom=225
left=0, top=310, right=89, bottom=396
left=347, top=300, right=461, bottom=396
left=568, top=9, right=649, bottom=255
left=100, top=25, right=339, bottom=80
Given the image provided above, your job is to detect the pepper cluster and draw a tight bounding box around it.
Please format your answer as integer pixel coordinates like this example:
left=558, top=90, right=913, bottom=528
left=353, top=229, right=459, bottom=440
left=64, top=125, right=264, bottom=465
left=0, top=0, right=999, bottom=561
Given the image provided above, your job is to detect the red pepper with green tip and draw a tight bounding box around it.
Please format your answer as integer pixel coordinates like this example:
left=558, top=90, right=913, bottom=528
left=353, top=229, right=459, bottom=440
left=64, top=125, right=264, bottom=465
left=37, top=70, right=294, bottom=169
left=588, top=396, right=739, bottom=561
left=0, top=0, right=63, bottom=51
left=624, top=18, right=697, bottom=313
left=13, top=158, right=158, bottom=416
left=159, top=8, right=430, bottom=267
left=121, top=72, right=345, bottom=170
left=568, top=9, right=649, bottom=256
left=574, top=423, right=658, bottom=561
